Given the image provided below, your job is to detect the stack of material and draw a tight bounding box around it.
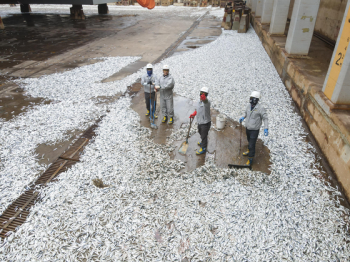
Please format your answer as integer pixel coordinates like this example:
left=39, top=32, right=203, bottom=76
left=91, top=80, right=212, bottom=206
left=174, top=0, right=184, bottom=6
left=220, top=0, right=228, bottom=8
left=221, top=1, right=251, bottom=33
left=161, top=0, right=172, bottom=6
left=211, top=0, right=220, bottom=7
left=189, top=0, right=198, bottom=6
left=221, top=2, right=233, bottom=29
left=200, top=0, right=208, bottom=7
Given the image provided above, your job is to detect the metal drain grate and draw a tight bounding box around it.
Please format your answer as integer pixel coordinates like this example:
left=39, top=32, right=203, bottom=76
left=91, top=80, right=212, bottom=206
left=0, top=128, right=96, bottom=238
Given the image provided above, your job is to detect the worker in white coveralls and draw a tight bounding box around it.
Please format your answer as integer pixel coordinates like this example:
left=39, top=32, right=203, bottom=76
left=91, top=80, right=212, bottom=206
left=155, top=65, right=175, bottom=124
left=239, top=91, right=268, bottom=166
left=190, top=87, right=211, bottom=155
left=141, top=63, right=157, bottom=119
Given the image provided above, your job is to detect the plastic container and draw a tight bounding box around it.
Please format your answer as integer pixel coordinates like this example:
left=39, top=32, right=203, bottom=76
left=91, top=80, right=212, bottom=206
left=216, top=114, right=226, bottom=130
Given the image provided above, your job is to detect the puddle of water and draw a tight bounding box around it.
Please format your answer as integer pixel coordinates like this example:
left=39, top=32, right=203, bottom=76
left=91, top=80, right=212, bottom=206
left=131, top=89, right=271, bottom=174
left=36, top=129, right=83, bottom=167
left=0, top=87, right=49, bottom=121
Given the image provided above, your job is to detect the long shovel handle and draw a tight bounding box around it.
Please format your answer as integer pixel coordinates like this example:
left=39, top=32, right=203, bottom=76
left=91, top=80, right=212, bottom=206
left=186, top=117, right=193, bottom=143
left=239, top=121, right=242, bottom=154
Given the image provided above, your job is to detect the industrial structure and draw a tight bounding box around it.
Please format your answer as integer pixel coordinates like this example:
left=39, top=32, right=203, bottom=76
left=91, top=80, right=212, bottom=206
left=246, top=0, right=350, bottom=200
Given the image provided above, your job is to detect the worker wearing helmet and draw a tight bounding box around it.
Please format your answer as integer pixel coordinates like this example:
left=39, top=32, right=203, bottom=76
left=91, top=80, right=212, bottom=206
left=142, top=63, right=157, bottom=118
left=239, top=91, right=268, bottom=166
left=155, top=65, right=175, bottom=124
left=190, top=86, right=211, bottom=155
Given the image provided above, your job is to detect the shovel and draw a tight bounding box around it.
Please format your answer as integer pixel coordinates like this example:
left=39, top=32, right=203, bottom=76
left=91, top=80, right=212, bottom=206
left=228, top=122, right=252, bottom=170
left=178, top=117, right=193, bottom=155
left=149, top=82, right=157, bottom=129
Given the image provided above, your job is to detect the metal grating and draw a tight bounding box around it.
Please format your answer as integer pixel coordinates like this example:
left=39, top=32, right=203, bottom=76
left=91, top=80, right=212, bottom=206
left=0, top=124, right=98, bottom=239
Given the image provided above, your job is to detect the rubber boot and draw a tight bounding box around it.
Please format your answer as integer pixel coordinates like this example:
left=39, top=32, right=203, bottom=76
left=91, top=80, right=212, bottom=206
left=245, top=158, right=253, bottom=166
left=196, top=147, right=206, bottom=155
left=145, top=110, right=150, bottom=116
left=168, top=117, right=173, bottom=124
left=162, top=116, right=167, bottom=123
left=243, top=150, right=249, bottom=156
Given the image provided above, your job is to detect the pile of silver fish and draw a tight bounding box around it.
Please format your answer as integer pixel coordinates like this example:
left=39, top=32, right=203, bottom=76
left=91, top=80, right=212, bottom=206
left=0, top=57, right=140, bottom=214
left=166, top=121, right=198, bottom=145
left=0, top=7, right=349, bottom=261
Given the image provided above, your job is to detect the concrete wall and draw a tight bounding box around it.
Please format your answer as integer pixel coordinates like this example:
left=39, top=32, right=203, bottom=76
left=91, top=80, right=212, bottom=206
left=287, top=0, right=347, bottom=42
left=315, top=0, right=348, bottom=41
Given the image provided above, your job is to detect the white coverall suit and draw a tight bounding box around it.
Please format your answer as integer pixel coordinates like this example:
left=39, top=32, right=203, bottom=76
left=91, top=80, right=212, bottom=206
left=157, top=74, right=175, bottom=118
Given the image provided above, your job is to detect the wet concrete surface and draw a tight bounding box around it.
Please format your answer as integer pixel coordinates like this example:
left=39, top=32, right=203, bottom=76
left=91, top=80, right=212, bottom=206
left=174, top=17, right=222, bottom=55
left=0, top=13, right=140, bottom=71
left=131, top=87, right=272, bottom=174
left=0, top=87, right=49, bottom=121
left=0, top=10, right=228, bottom=189
left=35, top=129, right=83, bottom=167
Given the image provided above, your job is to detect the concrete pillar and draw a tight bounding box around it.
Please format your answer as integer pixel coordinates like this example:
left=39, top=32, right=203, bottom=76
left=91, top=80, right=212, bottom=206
left=322, top=1, right=350, bottom=106
left=269, top=0, right=290, bottom=35
left=261, top=0, right=274, bottom=24
left=98, top=4, right=109, bottom=14
left=70, top=5, right=85, bottom=20
left=285, top=0, right=320, bottom=55
left=20, top=4, right=31, bottom=13
left=251, top=0, right=257, bottom=13
left=246, top=0, right=251, bottom=8
left=0, top=16, right=4, bottom=30
left=255, top=0, right=263, bottom=17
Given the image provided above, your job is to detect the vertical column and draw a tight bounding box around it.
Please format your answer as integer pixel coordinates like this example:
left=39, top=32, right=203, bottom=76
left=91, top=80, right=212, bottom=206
left=20, top=4, right=31, bottom=13
left=246, top=0, right=252, bottom=8
left=255, top=0, right=264, bottom=17
left=70, top=5, right=85, bottom=20
left=0, top=16, right=4, bottom=30
left=252, top=0, right=257, bottom=13
left=98, top=4, right=109, bottom=14
left=261, top=0, right=274, bottom=24
left=322, top=1, right=350, bottom=105
left=285, top=0, right=320, bottom=55
left=269, top=0, right=290, bottom=34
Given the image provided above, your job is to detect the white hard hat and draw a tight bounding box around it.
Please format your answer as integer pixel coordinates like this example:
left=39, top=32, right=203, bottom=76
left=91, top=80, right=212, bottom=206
left=163, top=65, right=170, bottom=70
left=146, top=63, right=153, bottom=69
left=200, top=86, right=209, bottom=93
left=250, top=91, right=260, bottom=99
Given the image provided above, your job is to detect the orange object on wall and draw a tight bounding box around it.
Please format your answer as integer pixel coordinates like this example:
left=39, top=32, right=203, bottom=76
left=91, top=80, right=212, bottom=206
left=137, top=0, right=151, bottom=7
left=147, top=0, right=155, bottom=9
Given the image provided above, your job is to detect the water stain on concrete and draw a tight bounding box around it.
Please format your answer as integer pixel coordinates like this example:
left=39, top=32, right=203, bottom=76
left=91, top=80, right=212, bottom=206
left=0, top=87, right=49, bottom=122
left=131, top=86, right=271, bottom=174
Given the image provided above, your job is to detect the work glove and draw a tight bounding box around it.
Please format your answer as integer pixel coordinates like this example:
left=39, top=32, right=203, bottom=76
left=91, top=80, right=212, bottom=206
left=200, top=94, right=206, bottom=101
left=264, top=128, right=268, bottom=136
left=147, top=80, right=152, bottom=85
left=189, top=111, right=197, bottom=119
left=239, top=117, right=245, bottom=123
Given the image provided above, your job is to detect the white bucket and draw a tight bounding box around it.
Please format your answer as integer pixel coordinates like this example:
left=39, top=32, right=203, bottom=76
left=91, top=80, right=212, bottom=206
left=216, top=114, right=226, bottom=130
